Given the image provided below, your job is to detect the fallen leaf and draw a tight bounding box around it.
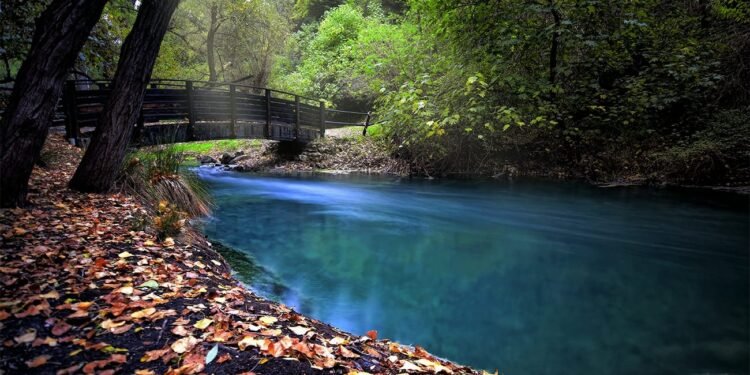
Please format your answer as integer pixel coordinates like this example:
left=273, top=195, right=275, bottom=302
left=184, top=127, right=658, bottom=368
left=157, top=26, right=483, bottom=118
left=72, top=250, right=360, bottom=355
left=15, top=329, right=36, bottom=343
left=258, top=316, right=277, bottom=326
left=329, top=336, right=347, bottom=345
left=238, top=336, right=262, bottom=350
left=139, top=280, right=159, bottom=289
left=118, top=286, right=134, bottom=295
left=205, top=344, right=219, bottom=364
left=366, top=330, right=378, bottom=340
left=339, top=346, right=360, bottom=359
left=399, top=360, right=422, bottom=372
left=25, top=355, right=50, bottom=368
left=141, top=348, right=170, bottom=362
left=110, top=323, right=133, bottom=335
left=52, top=321, right=72, bottom=336
left=57, top=363, right=83, bottom=375
left=172, top=325, right=190, bottom=336
left=118, top=251, right=133, bottom=258
left=193, top=318, right=213, bottom=330
left=101, top=319, right=125, bottom=329
left=288, top=326, right=310, bottom=336
left=131, top=307, right=156, bottom=319
left=171, top=336, right=199, bottom=354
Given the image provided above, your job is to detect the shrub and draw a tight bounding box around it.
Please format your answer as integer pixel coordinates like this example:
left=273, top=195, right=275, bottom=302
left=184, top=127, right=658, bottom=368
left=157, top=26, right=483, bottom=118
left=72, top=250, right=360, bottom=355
left=153, top=200, right=184, bottom=240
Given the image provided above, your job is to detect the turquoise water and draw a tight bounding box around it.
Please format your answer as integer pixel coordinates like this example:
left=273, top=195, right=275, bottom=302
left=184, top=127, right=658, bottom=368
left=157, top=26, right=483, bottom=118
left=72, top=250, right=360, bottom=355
left=198, top=170, right=749, bottom=374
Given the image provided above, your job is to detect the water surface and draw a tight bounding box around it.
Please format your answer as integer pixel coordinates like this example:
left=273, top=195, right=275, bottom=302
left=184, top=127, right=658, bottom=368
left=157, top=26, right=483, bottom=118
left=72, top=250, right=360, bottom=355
left=198, top=170, right=749, bottom=374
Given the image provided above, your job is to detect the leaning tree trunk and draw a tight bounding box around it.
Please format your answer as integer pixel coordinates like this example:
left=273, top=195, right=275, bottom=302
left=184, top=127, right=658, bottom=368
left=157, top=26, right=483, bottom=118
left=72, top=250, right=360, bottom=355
left=0, top=0, right=108, bottom=207
left=69, top=0, right=180, bottom=193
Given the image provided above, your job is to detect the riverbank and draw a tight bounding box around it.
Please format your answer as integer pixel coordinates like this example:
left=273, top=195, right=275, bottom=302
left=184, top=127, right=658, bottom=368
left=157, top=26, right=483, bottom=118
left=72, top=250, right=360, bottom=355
left=189, top=135, right=749, bottom=194
left=0, top=135, right=478, bottom=374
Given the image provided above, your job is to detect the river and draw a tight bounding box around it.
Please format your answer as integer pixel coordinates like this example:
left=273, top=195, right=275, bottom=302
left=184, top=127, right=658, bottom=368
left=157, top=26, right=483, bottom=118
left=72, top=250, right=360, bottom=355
left=197, top=170, right=749, bottom=374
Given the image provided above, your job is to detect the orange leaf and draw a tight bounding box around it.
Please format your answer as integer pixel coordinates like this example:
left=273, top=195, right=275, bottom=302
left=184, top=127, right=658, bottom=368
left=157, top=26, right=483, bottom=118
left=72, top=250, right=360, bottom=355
left=366, top=330, right=378, bottom=340
left=141, top=348, right=170, bottom=362
left=25, top=355, right=50, bottom=368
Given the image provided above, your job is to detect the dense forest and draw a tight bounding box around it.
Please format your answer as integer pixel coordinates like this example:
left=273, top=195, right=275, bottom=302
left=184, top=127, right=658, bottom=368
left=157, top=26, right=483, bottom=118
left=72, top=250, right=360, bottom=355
left=2, top=0, right=749, bottom=183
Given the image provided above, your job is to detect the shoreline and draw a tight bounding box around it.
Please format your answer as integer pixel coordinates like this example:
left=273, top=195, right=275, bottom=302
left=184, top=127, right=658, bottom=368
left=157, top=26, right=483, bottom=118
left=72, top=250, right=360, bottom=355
left=199, top=159, right=750, bottom=196
left=183, top=135, right=749, bottom=195
left=0, top=135, right=479, bottom=374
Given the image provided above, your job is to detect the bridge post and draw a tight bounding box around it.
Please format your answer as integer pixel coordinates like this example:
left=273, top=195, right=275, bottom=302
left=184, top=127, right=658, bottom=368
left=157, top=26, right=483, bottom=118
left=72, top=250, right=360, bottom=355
left=134, top=111, right=144, bottom=142
left=63, top=81, right=79, bottom=145
left=319, top=100, right=326, bottom=138
left=229, top=84, right=237, bottom=138
left=186, top=81, right=195, bottom=141
left=294, top=95, right=301, bottom=140
left=363, top=111, right=372, bottom=136
left=264, top=89, right=271, bottom=138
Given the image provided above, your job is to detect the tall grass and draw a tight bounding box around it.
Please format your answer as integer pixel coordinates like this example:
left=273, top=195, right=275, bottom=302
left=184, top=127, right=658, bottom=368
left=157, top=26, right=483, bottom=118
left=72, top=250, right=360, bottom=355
left=120, top=144, right=211, bottom=226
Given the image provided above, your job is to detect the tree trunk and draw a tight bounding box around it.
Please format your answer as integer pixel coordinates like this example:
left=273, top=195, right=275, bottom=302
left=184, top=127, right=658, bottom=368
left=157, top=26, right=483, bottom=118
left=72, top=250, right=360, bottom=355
left=0, top=0, right=108, bottom=208
left=207, top=4, right=218, bottom=82
left=69, top=0, right=180, bottom=193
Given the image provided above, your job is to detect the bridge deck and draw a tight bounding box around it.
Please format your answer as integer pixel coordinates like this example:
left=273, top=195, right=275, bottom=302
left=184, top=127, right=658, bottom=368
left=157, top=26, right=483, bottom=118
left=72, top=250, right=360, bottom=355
left=60, top=79, right=371, bottom=146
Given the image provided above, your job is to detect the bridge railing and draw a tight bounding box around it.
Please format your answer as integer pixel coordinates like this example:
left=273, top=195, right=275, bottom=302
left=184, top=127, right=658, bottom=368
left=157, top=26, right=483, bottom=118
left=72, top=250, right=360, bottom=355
left=61, top=79, right=372, bottom=145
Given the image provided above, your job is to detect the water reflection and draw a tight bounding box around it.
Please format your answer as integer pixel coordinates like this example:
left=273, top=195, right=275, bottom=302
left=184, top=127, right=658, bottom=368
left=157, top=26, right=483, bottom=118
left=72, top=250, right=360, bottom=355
left=198, top=169, right=749, bottom=374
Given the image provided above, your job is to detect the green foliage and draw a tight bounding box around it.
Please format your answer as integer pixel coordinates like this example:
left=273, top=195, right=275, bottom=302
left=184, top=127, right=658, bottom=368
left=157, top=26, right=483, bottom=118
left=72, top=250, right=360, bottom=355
left=652, top=107, right=750, bottom=183
left=152, top=0, right=293, bottom=86
left=0, top=0, right=49, bottom=81
left=171, top=139, right=261, bottom=154
left=273, top=3, right=416, bottom=107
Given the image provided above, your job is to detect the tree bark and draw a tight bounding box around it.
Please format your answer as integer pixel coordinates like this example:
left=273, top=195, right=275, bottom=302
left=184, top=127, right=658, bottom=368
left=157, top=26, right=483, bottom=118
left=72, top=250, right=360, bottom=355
left=207, top=3, right=219, bottom=82
left=69, top=0, right=180, bottom=193
left=0, top=0, right=108, bottom=207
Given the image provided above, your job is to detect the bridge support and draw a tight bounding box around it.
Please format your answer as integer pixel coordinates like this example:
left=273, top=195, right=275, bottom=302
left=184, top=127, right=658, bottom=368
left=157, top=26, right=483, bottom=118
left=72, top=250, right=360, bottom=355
left=363, top=111, right=372, bottom=136
left=63, top=81, right=80, bottom=145
left=319, top=100, right=326, bottom=137
left=264, top=89, right=271, bottom=138
left=294, top=95, right=300, bottom=140
left=186, top=80, right=195, bottom=141
left=229, top=84, right=237, bottom=138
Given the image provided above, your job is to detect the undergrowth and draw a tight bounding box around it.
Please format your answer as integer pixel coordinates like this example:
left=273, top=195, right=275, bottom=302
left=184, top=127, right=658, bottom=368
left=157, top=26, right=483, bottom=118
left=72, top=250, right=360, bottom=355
left=119, top=144, right=211, bottom=239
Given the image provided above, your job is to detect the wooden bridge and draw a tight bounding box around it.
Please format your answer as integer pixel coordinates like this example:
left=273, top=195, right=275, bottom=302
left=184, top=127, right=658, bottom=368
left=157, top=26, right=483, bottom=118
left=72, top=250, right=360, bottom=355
left=59, top=79, right=372, bottom=146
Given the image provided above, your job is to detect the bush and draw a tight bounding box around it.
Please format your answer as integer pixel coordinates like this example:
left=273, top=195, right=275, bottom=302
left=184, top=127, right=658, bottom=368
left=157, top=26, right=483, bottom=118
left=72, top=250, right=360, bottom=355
left=651, top=107, right=750, bottom=183
left=153, top=200, right=185, bottom=240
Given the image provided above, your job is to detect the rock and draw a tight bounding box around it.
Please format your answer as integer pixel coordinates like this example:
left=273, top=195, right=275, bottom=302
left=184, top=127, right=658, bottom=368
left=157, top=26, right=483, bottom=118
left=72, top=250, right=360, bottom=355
left=234, top=150, right=245, bottom=157
left=220, top=153, right=233, bottom=165
left=197, top=155, right=217, bottom=164
left=229, top=154, right=253, bottom=164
